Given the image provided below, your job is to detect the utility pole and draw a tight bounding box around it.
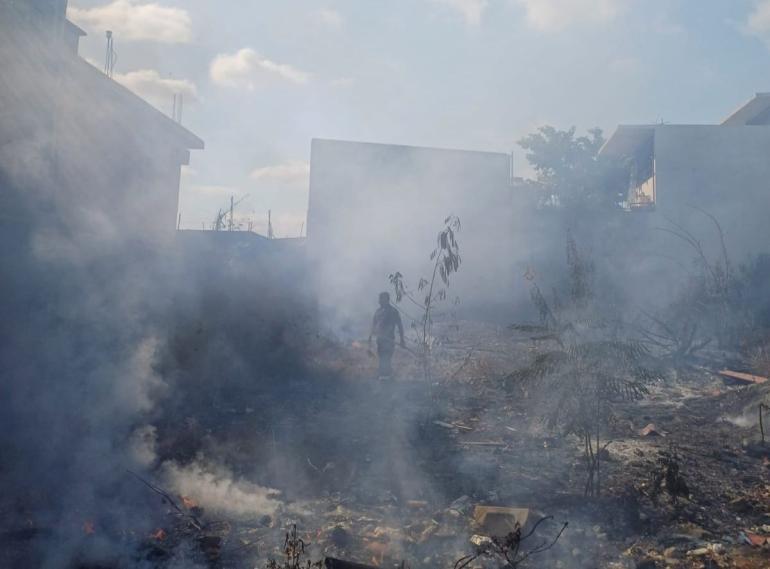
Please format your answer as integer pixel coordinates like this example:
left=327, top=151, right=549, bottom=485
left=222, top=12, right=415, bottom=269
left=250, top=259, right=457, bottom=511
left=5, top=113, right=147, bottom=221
left=228, top=195, right=234, bottom=231
left=267, top=210, right=274, bottom=240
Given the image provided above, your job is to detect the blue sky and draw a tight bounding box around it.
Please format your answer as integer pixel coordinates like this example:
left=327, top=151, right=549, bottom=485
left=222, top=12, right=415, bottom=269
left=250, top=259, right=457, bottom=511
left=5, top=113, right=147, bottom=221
left=67, top=0, right=770, bottom=235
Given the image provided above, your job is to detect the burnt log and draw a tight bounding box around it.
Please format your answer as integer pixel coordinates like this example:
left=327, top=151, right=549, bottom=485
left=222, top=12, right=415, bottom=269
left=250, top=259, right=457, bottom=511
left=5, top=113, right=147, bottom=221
left=324, top=557, right=379, bottom=569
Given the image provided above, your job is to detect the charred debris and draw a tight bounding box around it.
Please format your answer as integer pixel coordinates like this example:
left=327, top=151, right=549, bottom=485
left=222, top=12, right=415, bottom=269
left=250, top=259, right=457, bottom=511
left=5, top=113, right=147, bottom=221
left=4, top=205, right=770, bottom=568
left=3, top=3, right=770, bottom=569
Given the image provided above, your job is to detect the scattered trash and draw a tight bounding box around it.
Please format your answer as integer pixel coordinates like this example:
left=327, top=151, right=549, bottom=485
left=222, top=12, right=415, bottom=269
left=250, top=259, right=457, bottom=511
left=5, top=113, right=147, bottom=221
left=718, top=369, right=768, bottom=386
left=456, top=515, right=567, bottom=569
left=472, top=506, right=529, bottom=537
left=469, top=534, right=492, bottom=548
left=686, top=547, right=709, bottom=557
left=639, top=423, right=665, bottom=437
left=708, top=543, right=725, bottom=554
left=324, top=558, right=379, bottom=569
left=738, top=531, right=769, bottom=547
left=448, top=495, right=472, bottom=515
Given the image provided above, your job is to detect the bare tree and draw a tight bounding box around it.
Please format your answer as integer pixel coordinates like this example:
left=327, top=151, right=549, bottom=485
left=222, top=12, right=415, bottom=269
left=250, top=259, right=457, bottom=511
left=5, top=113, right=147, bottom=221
left=510, top=236, right=659, bottom=497
left=389, top=215, right=462, bottom=381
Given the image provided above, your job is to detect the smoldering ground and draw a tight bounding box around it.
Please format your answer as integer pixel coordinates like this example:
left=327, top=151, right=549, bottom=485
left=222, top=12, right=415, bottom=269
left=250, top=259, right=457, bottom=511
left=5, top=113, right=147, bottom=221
left=4, top=160, right=769, bottom=569
left=0, top=149, right=489, bottom=566
left=4, top=103, right=770, bottom=568
left=5, top=6, right=770, bottom=569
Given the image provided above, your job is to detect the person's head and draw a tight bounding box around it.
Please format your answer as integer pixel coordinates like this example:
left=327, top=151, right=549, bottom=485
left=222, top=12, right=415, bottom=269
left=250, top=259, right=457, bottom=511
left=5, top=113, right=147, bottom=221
left=378, top=291, right=390, bottom=307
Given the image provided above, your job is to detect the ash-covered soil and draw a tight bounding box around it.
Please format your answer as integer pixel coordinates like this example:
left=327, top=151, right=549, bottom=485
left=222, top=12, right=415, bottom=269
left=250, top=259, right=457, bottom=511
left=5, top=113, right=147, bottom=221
left=3, top=321, right=769, bottom=569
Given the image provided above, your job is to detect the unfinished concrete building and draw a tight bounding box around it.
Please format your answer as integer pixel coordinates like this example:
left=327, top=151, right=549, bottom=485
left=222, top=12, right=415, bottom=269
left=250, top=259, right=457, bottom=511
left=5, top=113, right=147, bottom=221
left=0, top=0, right=203, bottom=243
left=601, top=94, right=770, bottom=261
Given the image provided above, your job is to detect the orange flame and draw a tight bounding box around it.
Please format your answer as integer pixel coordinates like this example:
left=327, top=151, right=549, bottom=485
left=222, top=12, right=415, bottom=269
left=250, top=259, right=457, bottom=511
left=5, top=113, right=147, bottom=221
left=365, top=541, right=386, bottom=566
left=151, top=528, right=167, bottom=541
left=181, top=495, right=198, bottom=509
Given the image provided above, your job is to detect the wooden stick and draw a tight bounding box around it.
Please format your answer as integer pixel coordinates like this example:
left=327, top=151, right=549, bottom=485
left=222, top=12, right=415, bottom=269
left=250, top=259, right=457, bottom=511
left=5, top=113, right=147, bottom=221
left=127, top=469, right=203, bottom=530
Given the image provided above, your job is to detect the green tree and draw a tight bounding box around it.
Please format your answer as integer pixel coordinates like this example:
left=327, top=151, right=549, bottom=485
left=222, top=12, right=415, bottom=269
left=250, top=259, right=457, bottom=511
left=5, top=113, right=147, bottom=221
left=518, top=126, right=623, bottom=209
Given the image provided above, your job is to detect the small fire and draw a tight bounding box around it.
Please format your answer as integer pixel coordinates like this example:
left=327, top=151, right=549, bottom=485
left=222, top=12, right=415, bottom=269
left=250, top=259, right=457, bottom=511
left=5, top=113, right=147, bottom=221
left=83, top=521, right=95, bottom=535
left=150, top=528, right=167, bottom=541
left=181, top=495, right=198, bottom=509
left=365, top=540, right=387, bottom=566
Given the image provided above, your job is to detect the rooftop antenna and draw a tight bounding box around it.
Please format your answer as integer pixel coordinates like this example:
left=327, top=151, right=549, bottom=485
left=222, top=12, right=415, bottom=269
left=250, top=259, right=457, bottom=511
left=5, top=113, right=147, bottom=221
left=104, top=30, right=116, bottom=77
left=213, top=194, right=247, bottom=232
left=172, top=93, right=184, bottom=123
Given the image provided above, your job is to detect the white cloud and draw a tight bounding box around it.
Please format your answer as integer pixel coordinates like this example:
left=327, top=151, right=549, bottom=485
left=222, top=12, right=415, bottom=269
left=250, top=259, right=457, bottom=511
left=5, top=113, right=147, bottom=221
left=747, top=1, right=770, bottom=43
left=178, top=167, right=309, bottom=233
left=68, top=0, right=192, bottom=43
left=250, top=161, right=310, bottom=187
left=113, top=69, right=197, bottom=110
left=432, top=0, right=488, bottom=25
left=248, top=162, right=309, bottom=235
left=514, top=0, right=621, bottom=32
left=210, top=48, right=311, bottom=90
left=315, top=8, right=344, bottom=29
left=183, top=185, right=244, bottom=199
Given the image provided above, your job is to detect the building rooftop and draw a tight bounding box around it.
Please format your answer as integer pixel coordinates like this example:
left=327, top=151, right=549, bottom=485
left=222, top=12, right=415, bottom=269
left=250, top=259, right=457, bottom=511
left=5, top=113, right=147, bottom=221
left=73, top=54, right=204, bottom=150
left=721, top=93, right=770, bottom=126
left=600, top=125, right=655, bottom=157
left=311, top=138, right=510, bottom=159
left=602, top=93, right=770, bottom=158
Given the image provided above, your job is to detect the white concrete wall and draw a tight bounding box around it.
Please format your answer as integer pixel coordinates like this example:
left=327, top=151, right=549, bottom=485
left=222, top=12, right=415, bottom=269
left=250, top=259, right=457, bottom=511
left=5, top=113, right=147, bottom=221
left=654, top=125, right=770, bottom=261
left=307, top=139, right=516, bottom=332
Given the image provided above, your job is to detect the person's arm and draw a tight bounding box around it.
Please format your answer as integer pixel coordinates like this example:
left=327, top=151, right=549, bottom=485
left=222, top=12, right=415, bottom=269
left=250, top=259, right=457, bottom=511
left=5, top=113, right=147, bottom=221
left=396, top=311, right=405, bottom=346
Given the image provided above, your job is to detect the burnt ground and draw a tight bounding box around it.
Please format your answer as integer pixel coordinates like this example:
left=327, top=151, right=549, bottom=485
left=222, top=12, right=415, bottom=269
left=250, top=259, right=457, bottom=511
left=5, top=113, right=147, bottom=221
left=2, top=320, right=770, bottom=568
